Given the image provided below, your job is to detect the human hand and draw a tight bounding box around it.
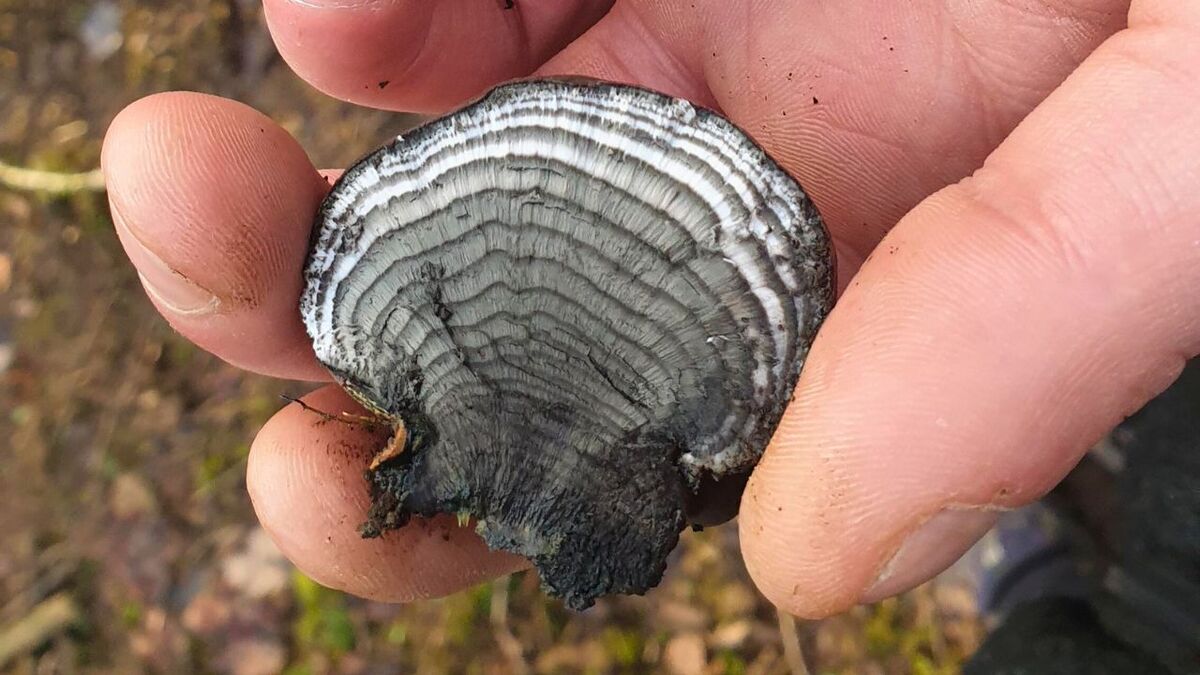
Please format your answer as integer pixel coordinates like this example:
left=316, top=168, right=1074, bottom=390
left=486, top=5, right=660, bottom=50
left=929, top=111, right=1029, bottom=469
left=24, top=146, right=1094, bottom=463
left=101, top=0, right=1200, bottom=617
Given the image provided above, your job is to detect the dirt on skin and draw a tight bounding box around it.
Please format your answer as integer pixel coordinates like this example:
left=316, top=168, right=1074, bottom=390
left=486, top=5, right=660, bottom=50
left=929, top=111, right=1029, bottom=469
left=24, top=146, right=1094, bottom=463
left=0, top=2, right=983, bottom=673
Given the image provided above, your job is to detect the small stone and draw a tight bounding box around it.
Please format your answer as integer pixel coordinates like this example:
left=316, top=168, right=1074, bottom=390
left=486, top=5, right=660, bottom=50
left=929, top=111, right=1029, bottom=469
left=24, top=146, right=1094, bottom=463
left=709, top=620, right=752, bottom=649
left=110, top=472, right=158, bottom=519
left=222, top=638, right=286, bottom=675
left=664, top=633, right=707, bottom=675
left=220, top=528, right=289, bottom=599
left=181, top=589, right=231, bottom=635
left=714, top=584, right=758, bottom=618
left=78, top=1, right=124, bottom=61
left=655, top=600, right=710, bottom=631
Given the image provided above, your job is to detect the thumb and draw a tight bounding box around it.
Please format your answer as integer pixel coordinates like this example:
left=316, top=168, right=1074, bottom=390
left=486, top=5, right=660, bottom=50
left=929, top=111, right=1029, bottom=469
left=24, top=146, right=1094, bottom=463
left=740, top=2, right=1200, bottom=618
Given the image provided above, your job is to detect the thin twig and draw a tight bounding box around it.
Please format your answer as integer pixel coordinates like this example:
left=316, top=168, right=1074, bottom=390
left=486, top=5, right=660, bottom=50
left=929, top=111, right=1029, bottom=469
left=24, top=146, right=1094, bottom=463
left=0, top=546, right=78, bottom=625
left=0, top=593, right=80, bottom=668
left=776, top=608, right=810, bottom=675
left=0, top=160, right=104, bottom=194
left=490, top=578, right=529, bottom=675
left=281, top=394, right=340, bottom=423
left=279, top=394, right=389, bottom=430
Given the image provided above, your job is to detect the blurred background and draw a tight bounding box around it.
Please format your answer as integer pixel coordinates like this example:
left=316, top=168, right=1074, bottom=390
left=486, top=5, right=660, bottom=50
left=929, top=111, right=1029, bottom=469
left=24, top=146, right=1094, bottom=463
left=1, top=2, right=1194, bottom=674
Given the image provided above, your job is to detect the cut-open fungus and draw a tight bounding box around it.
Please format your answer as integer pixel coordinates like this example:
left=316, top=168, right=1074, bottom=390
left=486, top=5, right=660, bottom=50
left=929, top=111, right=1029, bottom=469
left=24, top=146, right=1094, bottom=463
left=300, top=79, right=835, bottom=609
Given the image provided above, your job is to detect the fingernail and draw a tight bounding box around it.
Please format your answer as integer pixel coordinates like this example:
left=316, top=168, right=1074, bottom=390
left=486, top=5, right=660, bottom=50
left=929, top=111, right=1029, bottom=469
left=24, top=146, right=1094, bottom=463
left=860, top=507, right=1000, bottom=604
left=111, top=202, right=220, bottom=316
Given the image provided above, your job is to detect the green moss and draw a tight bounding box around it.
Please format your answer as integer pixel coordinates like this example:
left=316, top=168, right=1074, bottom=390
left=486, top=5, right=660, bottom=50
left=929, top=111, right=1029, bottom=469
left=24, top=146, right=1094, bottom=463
left=193, top=441, right=249, bottom=493
left=119, top=600, right=142, bottom=628
left=162, top=337, right=199, bottom=370
left=864, top=598, right=958, bottom=674
left=291, top=571, right=356, bottom=657
left=98, top=454, right=120, bottom=480
left=865, top=599, right=900, bottom=657
left=442, top=583, right=491, bottom=647
left=717, top=649, right=747, bottom=675
left=10, top=404, right=33, bottom=427
left=385, top=620, right=408, bottom=646
left=601, top=627, right=643, bottom=668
